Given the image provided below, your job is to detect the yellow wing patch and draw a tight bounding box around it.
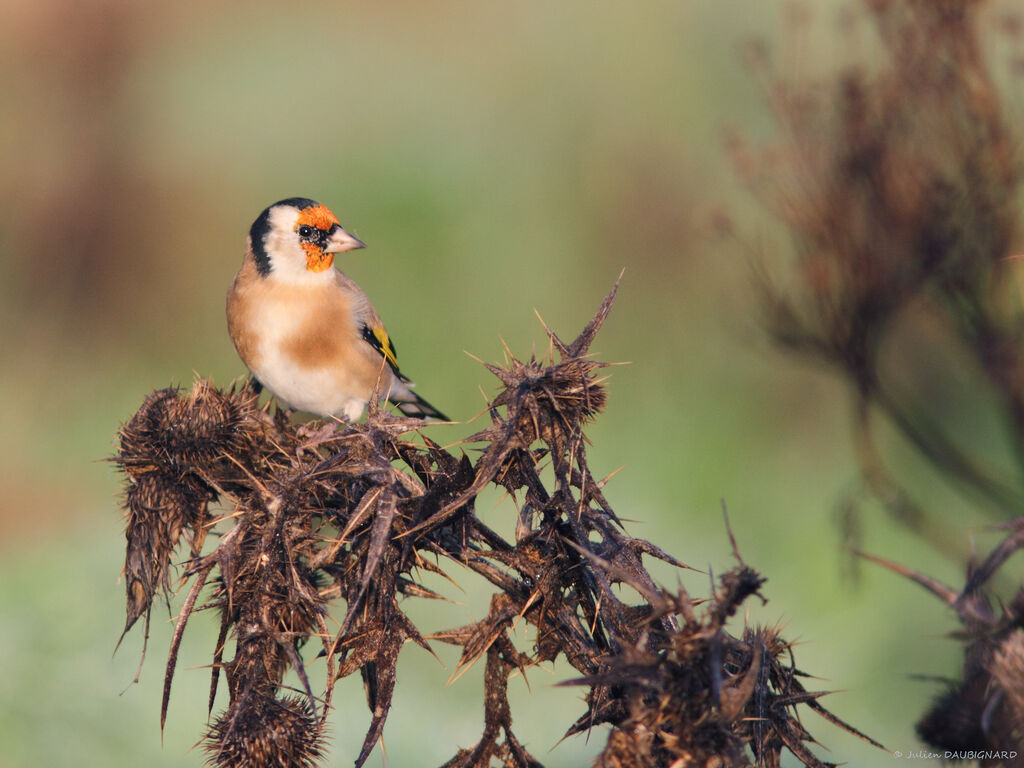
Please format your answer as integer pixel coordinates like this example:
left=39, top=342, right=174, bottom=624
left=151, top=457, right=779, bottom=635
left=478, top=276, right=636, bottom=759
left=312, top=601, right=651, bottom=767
left=361, top=324, right=399, bottom=372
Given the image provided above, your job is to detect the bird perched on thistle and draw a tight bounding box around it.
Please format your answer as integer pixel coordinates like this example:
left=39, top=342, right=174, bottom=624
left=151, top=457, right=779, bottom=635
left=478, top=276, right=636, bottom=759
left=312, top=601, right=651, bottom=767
left=226, top=197, right=447, bottom=422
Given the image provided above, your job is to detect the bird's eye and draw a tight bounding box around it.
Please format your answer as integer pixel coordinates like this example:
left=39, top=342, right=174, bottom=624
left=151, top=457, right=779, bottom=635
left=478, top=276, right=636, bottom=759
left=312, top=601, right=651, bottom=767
left=298, top=225, right=314, bottom=238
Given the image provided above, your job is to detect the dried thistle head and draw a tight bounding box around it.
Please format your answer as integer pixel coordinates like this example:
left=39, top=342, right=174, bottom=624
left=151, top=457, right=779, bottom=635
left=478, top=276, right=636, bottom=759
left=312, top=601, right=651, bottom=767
left=862, top=521, right=1024, bottom=757
left=116, top=380, right=265, bottom=634
left=204, top=696, right=325, bottom=768
left=566, top=558, right=877, bottom=768
left=112, top=281, right=871, bottom=768
left=119, top=380, right=261, bottom=469
left=483, top=350, right=608, bottom=449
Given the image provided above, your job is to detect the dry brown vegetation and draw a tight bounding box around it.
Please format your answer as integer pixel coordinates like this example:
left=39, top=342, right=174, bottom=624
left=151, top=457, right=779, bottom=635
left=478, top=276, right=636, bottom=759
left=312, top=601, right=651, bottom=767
left=732, top=0, right=1024, bottom=761
left=113, top=284, right=877, bottom=767
left=110, top=0, right=1024, bottom=764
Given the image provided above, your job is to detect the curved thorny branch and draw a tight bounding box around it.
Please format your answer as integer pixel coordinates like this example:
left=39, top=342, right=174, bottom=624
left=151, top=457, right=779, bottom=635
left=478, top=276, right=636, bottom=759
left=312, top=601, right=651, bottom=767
left=113, top=281, right=876, bottom=767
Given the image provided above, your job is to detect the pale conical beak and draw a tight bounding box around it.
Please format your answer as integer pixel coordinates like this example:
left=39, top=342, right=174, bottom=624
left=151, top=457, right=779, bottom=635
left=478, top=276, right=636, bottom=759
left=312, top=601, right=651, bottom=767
left=324, top=226, right=366, bottom=253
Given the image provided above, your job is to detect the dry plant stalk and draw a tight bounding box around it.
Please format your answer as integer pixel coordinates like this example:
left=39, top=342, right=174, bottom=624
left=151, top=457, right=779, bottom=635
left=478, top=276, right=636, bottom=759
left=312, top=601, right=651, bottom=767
left=736, top=0, right=1024, bottom=762
left=734, top=0, right=1024, bottom=552
left=113, top=282, right=877, bottom=767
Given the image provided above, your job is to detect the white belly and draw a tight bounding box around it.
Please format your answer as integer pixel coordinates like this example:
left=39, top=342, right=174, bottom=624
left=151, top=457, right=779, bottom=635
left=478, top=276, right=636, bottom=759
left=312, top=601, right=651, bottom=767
left=228, top=267, right=390, bottom=422
left=252, top=353, right=367, bottom=421
left=246, top=302, right=370, bottom=421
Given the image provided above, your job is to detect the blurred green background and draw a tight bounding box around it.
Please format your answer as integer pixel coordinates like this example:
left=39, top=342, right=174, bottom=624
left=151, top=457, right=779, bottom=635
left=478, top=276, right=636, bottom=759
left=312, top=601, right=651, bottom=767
left=2, top=1, right=1020, bottom=765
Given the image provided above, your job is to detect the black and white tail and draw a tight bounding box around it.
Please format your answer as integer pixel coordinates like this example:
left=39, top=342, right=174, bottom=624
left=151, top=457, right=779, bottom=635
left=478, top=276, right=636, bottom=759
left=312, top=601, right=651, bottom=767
left=389, top=388, right=448, bottom=421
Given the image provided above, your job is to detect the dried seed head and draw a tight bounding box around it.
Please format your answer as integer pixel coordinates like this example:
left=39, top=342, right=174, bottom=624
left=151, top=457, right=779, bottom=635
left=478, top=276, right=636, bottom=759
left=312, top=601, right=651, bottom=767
left=119, top=380, right=259, bottom=472
left=916, top=684, right=987, bottom=753
left=204, top=696, right=324, bottom=768
left=864, top=524, right=1024, bottom=755
left=486, top=355, right=608, bottom=451
left=989, top=630, right=1024, bottom=743
left=112, top=279, right=869, bottom=768
left=115, top=381, right=266, bottom=633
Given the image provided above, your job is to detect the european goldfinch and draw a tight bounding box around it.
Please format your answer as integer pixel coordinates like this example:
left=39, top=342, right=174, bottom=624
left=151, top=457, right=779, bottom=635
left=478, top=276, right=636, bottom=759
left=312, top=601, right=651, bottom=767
left=226, top=197, right=448, bottom=422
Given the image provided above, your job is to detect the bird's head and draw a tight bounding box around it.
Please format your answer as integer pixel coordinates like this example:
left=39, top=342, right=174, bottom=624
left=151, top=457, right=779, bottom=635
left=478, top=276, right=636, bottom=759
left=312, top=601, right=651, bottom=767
left=248, top=197, right=365, bottom=280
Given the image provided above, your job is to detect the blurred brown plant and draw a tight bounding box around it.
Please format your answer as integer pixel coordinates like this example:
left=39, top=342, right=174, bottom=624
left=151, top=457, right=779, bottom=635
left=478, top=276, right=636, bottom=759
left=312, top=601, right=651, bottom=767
left=737, top=0, right=1024, bottom=762
left=734, top=0, right=1024, bottom=557
left=113, top=282, right=877, bottom=767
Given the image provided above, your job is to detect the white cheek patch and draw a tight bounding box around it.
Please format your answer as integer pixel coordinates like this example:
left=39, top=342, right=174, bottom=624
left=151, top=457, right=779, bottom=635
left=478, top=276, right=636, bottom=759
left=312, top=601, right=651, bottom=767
left=264, top=206, right=331, bottom=285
